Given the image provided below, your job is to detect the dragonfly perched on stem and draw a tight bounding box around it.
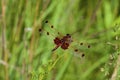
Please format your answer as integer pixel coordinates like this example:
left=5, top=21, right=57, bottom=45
left=39, top=20, right=91, bottom=58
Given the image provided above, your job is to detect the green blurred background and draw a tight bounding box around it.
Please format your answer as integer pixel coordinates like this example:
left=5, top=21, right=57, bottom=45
left=0, top=0, right=120, bottom=80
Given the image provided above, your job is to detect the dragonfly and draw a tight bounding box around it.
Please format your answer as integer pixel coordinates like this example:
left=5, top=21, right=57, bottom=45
left=39, top=20, right=91, bottom=58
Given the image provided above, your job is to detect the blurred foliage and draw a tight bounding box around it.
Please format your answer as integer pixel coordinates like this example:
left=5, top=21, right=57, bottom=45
left=0, top=0, right=120, bottom=80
